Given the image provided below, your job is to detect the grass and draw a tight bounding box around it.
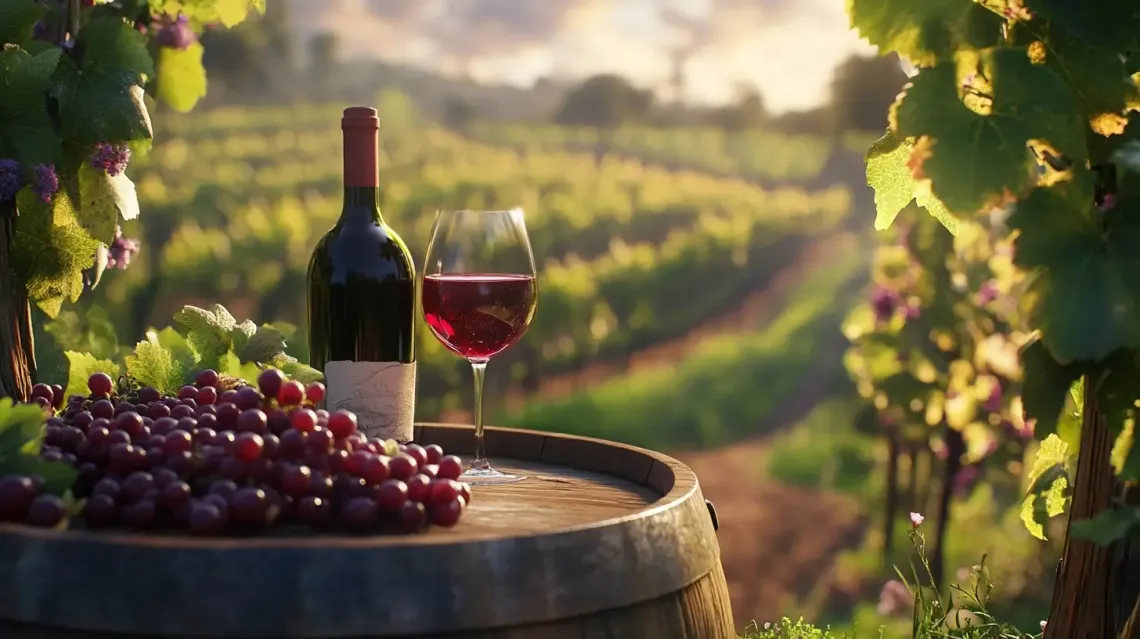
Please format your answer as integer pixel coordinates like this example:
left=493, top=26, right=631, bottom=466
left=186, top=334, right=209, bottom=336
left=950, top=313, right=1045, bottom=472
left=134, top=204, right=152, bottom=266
left=738, top=528, right=1049, bottom=639
left=496, top=241, right=868, bottom=449
left=764, top=398, right=878, bottom=496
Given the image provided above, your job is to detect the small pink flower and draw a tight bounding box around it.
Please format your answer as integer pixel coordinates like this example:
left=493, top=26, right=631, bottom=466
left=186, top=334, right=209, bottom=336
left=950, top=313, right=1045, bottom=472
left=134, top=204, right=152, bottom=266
left=1040, top=620, right=1047, bottom=631
left=909, top=512, right=924, bottom=528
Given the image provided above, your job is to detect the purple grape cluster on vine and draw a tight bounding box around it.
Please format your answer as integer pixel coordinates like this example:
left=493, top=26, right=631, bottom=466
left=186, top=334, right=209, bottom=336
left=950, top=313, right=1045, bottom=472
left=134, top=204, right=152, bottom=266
left=107, top=227, right=141, bottom=271
left=32, top=164, right=58, bottom=204
left=0, top=159, right=20, bottom=202
left=156, top=15, right=196, bottom=50
left=90, top=143, right=132, bottom=177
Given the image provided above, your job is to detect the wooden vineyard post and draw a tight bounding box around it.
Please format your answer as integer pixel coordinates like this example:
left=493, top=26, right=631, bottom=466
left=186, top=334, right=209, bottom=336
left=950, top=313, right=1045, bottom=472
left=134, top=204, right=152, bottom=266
left=1045, top=383, right=1140, bottom=639
left=0, top=200, right=36, bottom=402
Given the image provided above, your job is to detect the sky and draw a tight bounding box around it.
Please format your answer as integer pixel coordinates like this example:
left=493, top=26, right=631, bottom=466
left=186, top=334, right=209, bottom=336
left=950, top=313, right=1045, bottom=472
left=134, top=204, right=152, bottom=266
left=287, top=0, right=880, bottom=114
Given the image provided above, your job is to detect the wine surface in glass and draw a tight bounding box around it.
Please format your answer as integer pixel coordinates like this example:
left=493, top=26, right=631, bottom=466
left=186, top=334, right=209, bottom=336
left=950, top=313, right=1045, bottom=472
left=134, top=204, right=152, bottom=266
left=421, top=273, right=537, bottom=360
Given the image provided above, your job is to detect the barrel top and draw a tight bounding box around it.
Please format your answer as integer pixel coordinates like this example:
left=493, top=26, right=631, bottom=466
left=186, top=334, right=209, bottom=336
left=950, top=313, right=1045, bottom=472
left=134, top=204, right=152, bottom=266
left=0, top=424, right=721, bottom=637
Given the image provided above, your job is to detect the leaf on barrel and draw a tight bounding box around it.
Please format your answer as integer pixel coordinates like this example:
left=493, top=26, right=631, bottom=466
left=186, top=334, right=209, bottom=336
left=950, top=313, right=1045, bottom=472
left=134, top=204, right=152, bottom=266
left=63, top=351, right=120, bottom=399
left=892, top=49, right=1086, bottom=216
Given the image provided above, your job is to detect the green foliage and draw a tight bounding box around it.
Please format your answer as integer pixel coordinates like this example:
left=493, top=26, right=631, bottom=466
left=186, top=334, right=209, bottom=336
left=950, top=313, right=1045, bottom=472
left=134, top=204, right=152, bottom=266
left=0, top=0, right=261, bottom=317
left=0, top=398, right=75, bottom=495
left=849, top=0, right=1140, bottom=552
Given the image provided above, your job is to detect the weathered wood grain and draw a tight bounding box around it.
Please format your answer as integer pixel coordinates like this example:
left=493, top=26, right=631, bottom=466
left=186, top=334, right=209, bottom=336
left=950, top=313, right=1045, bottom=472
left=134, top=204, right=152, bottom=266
left=0, top=423, right=733, bottom=638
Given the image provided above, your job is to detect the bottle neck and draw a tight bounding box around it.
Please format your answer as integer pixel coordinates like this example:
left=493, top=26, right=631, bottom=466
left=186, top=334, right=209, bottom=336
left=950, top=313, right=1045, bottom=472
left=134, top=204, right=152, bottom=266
left=341, top=186, right=382, bottom=223
left=341, top=124, right=382, bottom=223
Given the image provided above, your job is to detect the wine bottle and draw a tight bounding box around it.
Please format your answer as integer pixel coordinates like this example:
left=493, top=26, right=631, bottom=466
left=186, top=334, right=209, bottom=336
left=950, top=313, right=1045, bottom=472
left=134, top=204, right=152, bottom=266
left=307, top=106, right=416, bottom=442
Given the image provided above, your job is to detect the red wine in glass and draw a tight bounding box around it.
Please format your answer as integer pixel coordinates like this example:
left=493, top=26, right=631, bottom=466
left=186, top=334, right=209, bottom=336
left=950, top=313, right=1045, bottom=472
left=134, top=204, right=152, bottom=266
left=422, top=274, right=537, bottom=360
left=421, top=209, right=538, bottom=485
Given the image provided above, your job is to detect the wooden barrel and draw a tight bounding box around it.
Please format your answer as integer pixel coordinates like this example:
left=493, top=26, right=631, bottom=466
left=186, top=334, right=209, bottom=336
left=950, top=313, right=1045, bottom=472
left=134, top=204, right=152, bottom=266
left=0, top=423, right=733, bottom=639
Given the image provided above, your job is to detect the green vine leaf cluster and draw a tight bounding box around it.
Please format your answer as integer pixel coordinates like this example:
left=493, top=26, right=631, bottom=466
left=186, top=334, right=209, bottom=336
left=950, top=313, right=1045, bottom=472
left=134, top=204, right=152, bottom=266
left=850, top=0, right=1140, bottom=547
left=63, top=303, right=322, bottom=398
left=0, top=0, right=263, bottom=317
left=0, top=398, right=76, bottom=496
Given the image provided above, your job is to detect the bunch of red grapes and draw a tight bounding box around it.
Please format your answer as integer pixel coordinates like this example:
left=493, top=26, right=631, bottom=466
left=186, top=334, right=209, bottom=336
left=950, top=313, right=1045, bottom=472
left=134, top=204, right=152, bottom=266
left=0, top=369, right=472, bottom=536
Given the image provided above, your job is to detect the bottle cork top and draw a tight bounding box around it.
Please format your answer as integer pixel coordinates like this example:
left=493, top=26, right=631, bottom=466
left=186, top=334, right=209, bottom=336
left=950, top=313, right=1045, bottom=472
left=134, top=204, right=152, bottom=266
left=342, top=106, right=379, bottom=129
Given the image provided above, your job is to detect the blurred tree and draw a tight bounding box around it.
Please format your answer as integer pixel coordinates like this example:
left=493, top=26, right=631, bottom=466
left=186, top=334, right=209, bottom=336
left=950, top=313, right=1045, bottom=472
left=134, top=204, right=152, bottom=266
left=711, top=83, right=768, bottom=130
left=200, top=1, right=296, bottom=101
left=828, top=54, right=908, bottom=132
left=554, top=74, right=655, bottom=128
left=307, top=31, right=341, bottom=94
left=443, top=96, right=476, bottom=130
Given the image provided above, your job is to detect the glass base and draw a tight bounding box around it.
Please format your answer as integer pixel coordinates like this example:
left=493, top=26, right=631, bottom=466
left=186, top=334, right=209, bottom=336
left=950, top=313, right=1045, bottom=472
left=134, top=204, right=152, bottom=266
left=460, top=466, right=526, bottom=485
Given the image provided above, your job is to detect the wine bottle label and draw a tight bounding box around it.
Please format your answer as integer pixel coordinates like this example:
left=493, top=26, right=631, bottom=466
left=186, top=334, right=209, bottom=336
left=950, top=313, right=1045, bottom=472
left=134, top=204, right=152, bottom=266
left=323, top=361, right=416, bottom=442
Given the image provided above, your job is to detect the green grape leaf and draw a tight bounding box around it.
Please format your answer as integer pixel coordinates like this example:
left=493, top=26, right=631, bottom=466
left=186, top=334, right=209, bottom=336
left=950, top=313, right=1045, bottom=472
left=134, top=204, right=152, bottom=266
left=893, top=48, right=1087, bottom=215
left=865, top=132, right=958, bottom=232
left=0, top=0, right=46, bottom=46
left=12, top=187, right=99, bottom=318
left=0, top=45, right=62, bottom=166
left=51, top=17, right=154, bottom=144
left=1024, top=0, right=1140, bottom=53
left=153, top=326, right=199, bottom=366
left=1010, top=181, right=1140, bottom=361
left=156, top=41, right=207, bottom=113
left=847, top=0, right=1003, bottom=67
left=125, top=330, right=193, bottom=394
left=218, top=350, right=263, bottom=387
left=1027, top=434, right=1072, bottom=486
left=230, top=319, right=257, bottom=353
left=1019, top=338, right=1081, bottom=436
left=237, top=324, right=287, bottom=364
left=0, top=398, right=47, bottom=458
left=76, top=163, right=131, bottom=244
left=274, top=355, right=324, bottom=384
left=1036, top=26, right=1140, bottom=136
left=1111, top=420, right=1138, bottom=481
left=1020, top=475, right=1069, bottom=541
left=212, top=0, right=260, bottom=27
left=1071, top=507, right=1140, bottom=547
left=63, top=351, right=120, bottom=399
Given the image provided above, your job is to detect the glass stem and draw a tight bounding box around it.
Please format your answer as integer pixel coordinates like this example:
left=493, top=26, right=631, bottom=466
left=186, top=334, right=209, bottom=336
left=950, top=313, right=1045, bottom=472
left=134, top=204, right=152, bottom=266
left=470, top=360, right=489, bottom=471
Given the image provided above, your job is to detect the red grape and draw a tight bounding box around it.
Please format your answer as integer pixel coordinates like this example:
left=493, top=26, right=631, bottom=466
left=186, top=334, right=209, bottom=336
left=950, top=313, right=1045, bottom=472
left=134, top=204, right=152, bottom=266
left=405, top=474, right=431, bottom=503
left=177, top=385, right=198, bottom=400
left=341, top=497, right=377, bottom=530
left=257, top=369, right=286, bottom=399
left=389, top=453, right=418, bottom=481
left=196, top=369, right=220, bottom=388
left=160, top=481, right=192, bottom=510
left=90, top=399, right=114, bottom=420
left=277, top=380, right=305, bottom=406
left=25, top=495, right=65, bottom=527
left=290, top=408, right=317, bottom=432
left=0, top=476, right=38, bottom=521
left=437, top=455, right=463, bottom=481
left=137, top=387, right=160, bottom=404
left=121, top=472, right=154, bottom=503
left=457, top=482, right=472, bottom=505
left=281, top=465, right=312, bottom=497
left=82, top=494, right=118, bottom=528
left=361, top=455, right=390, bottom=484
left=374, top=479, right=407, bottom=512
left=88, top=372, right=113, bottom=396
left=404, top=443, right=428, bottom=468
left=163, top=429, right=192, bottom=455
left=398, top=501, right=427, bottom=532
left=431, top=497, right=464, bottom=527
left=230, top=487, right=272, bottom=527
left=30, top=383, right=54, bottom=406
left=114, top=411, right=145, bottom=436
left=305, top=382, right=325, bottom=404
left=149, top=402, right=171, bottom=419
left=424, top=444, right=444, bottom=465
left=234, top=387, right=261, bottom=411
left=234, top=432, right=264, bottom=462
left=188, top=501, right=227, bottom=536
left=327, top=411, right=357, bottom=438
left=50, top=384, right=65, bottom=409
left=295, top=495, right=331, bottom=525
left=196, top=386, right=218, bottom=406
left=237, top=408, right=268, bottom=434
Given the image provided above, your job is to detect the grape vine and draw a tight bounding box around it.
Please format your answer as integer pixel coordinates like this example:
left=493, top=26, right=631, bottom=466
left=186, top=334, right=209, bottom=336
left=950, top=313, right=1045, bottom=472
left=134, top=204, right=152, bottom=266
left=848, top=0, right=1140, bottom=633
left=0, top=0, right=263, bottom=400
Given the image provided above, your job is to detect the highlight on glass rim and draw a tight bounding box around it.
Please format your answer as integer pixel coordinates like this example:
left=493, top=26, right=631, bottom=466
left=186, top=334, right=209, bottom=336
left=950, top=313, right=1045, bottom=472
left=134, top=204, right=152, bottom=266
left=0, top=0, right=1134, bottom=637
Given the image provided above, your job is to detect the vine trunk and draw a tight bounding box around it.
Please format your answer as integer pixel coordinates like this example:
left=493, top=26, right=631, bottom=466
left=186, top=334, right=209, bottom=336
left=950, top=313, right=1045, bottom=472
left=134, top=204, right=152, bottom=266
left=930, top=424, right=964, bottom=587
left=0, top=201, right=36, bottom=401
left=1045, top=385, right=1140, bottom=639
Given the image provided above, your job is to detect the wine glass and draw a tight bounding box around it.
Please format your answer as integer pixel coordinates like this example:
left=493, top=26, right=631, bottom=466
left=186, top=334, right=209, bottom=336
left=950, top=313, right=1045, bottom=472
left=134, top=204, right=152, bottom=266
left=421, top=208, right=538, bottom=485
